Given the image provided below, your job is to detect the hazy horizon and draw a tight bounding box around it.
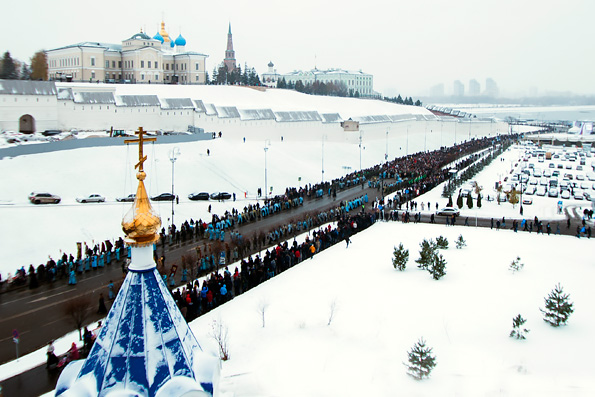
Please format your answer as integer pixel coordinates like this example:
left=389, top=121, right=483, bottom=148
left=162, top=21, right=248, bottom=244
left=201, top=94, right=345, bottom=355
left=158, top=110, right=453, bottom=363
left=2, top=0, right=594, bottom=98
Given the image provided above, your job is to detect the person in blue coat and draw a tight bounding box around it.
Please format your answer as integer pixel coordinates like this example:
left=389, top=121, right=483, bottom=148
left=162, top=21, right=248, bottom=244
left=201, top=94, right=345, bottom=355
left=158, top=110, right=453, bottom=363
left=220, top=284, right=228, bottom=303
left=68, top=269, right=77, bottom=285
left=108, top=280, right=115, bottom=300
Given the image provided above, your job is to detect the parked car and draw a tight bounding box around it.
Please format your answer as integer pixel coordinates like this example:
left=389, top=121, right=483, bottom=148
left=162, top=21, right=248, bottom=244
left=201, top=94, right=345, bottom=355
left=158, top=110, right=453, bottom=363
left=188, top=192, right=210, bottom=201
left=116, top=194, right=136, bottom=202
left=573, top=191, right=584, bottom=200
left=210, top=192, right=232, bottom=201
left=561, top=190, right=570, bottom=199
left=28, top=191, right=61, bottom=204
left=436, top=207, right=460, bottom=216
left=76, top=194, right=105, bottom=203
left=524, top=186, right=536, bottom=195
left=548, top=188, right=558, bottom=198
left=522, top=198, right=533, bottom=205
left=151, top=193, right=176, bottom=201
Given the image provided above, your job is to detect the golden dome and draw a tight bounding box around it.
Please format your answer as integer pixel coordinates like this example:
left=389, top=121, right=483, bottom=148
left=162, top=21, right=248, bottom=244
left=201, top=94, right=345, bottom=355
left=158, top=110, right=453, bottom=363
left=122, top=128, right=161, bottom=247
left=159, top=21, right=171, bottom=43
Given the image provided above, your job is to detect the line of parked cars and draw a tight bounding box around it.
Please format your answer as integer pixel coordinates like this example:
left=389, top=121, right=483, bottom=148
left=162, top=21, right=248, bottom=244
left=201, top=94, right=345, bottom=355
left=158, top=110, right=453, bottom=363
left=29, top=191, right=232, bottom=204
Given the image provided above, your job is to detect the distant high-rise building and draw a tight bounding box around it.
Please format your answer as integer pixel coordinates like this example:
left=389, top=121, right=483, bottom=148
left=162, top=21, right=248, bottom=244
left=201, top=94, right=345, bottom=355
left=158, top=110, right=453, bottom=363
left=430, top=83, right=444, bottom=97
left=453, top=80, right=464, bottom=97
left=484, top=78, right=499, bottom=97
left=468, top=79, right=480, bottom=96
left=224, top=23, right=237, bottom=72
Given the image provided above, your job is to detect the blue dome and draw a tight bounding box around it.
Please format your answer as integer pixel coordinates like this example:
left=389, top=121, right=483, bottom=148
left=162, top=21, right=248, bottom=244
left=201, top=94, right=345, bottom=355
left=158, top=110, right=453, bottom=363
left=175, top=34, right=186, bottom=46
left=153, top=32, right=164, bottom=43
left=170, top=39, right=175, bottom=48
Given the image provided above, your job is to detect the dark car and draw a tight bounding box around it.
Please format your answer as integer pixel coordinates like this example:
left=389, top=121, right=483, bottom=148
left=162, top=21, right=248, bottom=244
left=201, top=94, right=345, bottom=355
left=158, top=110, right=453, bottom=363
left=210, top=192, right=231, bottom=200
left=151, top=193, right=175, bottom=201
left=188, top=192, right=210, bottom=201
left=116, top=194, right=136, bottom=202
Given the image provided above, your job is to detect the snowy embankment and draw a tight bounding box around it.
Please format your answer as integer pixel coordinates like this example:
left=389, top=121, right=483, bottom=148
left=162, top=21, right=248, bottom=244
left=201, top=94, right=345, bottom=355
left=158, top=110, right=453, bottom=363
left=188, top=221, right=594, bottom=396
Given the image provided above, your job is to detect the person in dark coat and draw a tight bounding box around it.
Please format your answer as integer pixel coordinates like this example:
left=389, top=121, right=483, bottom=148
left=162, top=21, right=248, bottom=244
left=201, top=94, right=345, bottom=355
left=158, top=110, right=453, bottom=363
left=97, top=293, right=107, bottom=314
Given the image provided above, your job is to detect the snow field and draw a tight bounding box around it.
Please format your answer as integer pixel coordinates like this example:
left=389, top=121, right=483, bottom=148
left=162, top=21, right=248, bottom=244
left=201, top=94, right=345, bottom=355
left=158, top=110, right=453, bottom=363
left=189, top=222, right=594, bottom=396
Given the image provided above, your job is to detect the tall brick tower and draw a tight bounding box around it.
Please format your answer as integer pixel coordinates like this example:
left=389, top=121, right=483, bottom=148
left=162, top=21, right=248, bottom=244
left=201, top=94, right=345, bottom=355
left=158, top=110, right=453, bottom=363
left=224, top=23, right=237, bottom=72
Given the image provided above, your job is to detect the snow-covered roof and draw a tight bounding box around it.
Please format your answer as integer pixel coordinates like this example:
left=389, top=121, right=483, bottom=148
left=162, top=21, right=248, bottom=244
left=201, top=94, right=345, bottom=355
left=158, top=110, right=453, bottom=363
left=55, top=266, right=219, bottom=396
left=388, top=114, right=418, bottom=122
left=193, top=100, right=207, bottom=113
left=49, top=42, right=123, bottom=52
left=321, top=113, right=342, bottom=123
left=57, top=87, right=74, bottom=101
left=238, top=108, right=276, bottom=121
left=215, top=106, right=240, bottom=118
left=160, top=98, right=194, bottom=109
left=0, top=79, right=57, bottom=96
left=73, top=91, right=116, bottom=105
left=203, top=103, right=217, bottom=116
left=355, top=115, right=392, bottom=124
left=116, top=95, right=161, bottom=107
left=275, top=111, right=322, bottom=122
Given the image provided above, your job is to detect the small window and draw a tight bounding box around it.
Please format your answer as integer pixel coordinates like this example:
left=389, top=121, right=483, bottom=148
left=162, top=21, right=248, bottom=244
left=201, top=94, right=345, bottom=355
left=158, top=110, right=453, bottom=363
left=155, top=62, right=158, bottom=69
left=118, top=61, right=122, bottom=68
left=141, top=60, right=145, bottom=68
left=148, top=61, right=151, bottom=68
left=195, top=63, right=199, bottom=70
left=166, top=64, right=169, bottom=70
left=91, top=57, right=95, bottom=66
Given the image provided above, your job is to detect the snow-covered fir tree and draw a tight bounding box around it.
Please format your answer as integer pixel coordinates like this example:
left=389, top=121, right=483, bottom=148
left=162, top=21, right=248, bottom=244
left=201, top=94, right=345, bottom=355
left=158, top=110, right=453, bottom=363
left=416, top=239, right=436, bottom=270
left=455, top=234, right=466, bottom=249
left=429, top=253, right=447, bottom=280
left=405, top=338, right=436, bottom=380
left=541, top=283, right=574, bottom=326
left=436, top=236, right=448, bottom=249
left=509, top=256, right=524, bottom=273
left=509, top=314, right=530, bottom=340
left=392, top=243, right=409, bottom=271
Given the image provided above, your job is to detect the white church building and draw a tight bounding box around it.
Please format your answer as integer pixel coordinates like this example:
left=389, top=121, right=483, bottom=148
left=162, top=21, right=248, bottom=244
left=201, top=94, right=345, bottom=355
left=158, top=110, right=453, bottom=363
left=46, top=22, right=208, bottom=85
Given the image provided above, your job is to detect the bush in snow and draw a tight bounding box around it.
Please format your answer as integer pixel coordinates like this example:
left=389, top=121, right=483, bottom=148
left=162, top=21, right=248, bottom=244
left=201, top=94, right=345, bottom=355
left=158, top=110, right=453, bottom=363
left=429, top=253, right=447, bottom=280
left=540, top=283, right=574, bottom=327
left=466, top=193, right=474, bottom=209
left=509, top=314, right=530, bottom=340
left=209, top=319, right=230, bottom=361
left=456, top=195, right=463, bottom=209
left=405, top=338, right=436, bottom=380
left=509, top=256, right=524, bottom=273
left=435, top=236, right=449, bottom=250
left=455, top=235, right=466, bottom=249
left=392, top=243, right=409, bottom=271
left=416, top=239, right=436, bottom=270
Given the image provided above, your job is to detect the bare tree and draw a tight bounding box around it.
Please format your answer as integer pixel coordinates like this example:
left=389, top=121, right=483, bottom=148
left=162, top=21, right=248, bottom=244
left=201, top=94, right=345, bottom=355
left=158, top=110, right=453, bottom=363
left=63, top=295, right=93, bottom=340
left=257, top=298, right=269, bottom=328
left=327, top=299, right=338, bottom=326
left=209, top=319, right=230, bottom=361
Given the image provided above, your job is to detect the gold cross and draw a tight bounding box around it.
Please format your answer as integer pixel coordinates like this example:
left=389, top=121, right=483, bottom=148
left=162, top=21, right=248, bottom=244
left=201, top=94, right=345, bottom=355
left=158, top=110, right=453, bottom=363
left=124, top=127, right=157, bottom=172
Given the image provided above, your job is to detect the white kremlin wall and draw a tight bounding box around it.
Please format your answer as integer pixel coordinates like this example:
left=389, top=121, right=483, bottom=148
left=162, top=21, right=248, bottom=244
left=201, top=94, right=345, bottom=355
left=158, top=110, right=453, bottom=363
left=0, top=81, right=508, bottom=146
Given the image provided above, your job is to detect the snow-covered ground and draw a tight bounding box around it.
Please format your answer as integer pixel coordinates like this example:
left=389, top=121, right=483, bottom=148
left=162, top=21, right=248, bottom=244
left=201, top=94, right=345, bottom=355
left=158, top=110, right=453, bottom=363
left=1, top=94, right=594, bottom=395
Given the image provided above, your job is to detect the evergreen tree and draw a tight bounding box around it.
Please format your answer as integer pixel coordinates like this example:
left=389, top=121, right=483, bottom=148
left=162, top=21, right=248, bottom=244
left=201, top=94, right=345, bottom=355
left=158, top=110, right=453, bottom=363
left=447, top=195, right=453, bottom=207
left=429, top=253, right=446, bottom=280
left=456, top=194, right=463, bottom=209
left=466, top=193, right=473, bottom=209
left=20, top=63, right=31, bottom=80
left=405, top=338, right=436, bottom=380
left=277, top=77, right=287, bottom=89
left=0, top=51, right=18, bottom=80
left=509, top=256, right=524, bottom=273
left=30, top=50, right=48, bottom=80
left=540, top=283, right=574, bottom=327
left=455, top=235, right=466, bottom=249
left=435, top=236, right=448, bottom=250
left=392, top=243, right=409, bottom=271
left=414, top=99, right=422, bottom=106
left=396, top=94, right=403, bottom=104
left=354, top=90, right=360, bottom=98
left=295, top=80, right=305, bottom=92
left=477, top=193, right=482, bottom=208
left=416, top=239, right=436, bottom=270
left=509, top=314, right=529, bottom=340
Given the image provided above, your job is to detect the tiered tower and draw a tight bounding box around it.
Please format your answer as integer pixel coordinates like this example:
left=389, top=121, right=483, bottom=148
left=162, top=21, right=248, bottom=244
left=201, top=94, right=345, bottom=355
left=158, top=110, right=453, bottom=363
left=55, top=128, right=219, bottom=396
left=223, top=23, right=237, bottom=72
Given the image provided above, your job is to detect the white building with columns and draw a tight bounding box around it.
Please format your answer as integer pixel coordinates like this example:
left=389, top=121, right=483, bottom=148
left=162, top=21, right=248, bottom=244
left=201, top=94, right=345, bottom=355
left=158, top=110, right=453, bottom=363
left=46, top=21, right=208, bottom=85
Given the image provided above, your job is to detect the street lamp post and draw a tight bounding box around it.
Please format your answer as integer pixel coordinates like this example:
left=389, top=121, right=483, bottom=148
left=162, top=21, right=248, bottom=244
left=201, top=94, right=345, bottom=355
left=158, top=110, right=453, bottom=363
left=264, top=146, right=269, bottom=201
left=169, top=146, right=180, bottom=229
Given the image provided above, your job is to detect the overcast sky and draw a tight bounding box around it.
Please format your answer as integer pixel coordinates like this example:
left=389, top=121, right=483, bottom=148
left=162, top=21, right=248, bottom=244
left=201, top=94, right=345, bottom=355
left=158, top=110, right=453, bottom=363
left=3, top=0, right=594, bottom=98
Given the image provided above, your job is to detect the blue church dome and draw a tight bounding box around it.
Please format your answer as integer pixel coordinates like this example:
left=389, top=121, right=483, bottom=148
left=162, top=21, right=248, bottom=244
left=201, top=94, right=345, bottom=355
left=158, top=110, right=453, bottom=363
left=170, top=39, right=175, bottom=48
left=174, top=34, right=186, bottom=46
left=153, top=32, right=164, bottom=43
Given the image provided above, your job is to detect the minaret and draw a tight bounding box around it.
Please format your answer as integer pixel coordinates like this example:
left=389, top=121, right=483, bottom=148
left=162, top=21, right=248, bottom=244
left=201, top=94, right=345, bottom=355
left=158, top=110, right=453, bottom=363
left=223, top=22, right=237, bottom=72
left=55, top=127, right=219, bottom=397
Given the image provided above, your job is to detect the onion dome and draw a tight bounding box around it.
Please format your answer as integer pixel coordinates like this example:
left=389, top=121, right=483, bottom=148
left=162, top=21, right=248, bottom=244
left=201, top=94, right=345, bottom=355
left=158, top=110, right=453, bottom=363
left=175, top=33, right=186, bottom=46
left=159, top=21, right=171, bottom=43
left=153, top=32, right=164, bottom=43
left=129, top=31, right=152, bottom=41
left=170, top=39, right=175, bottom=48
left=268, top=61, right=274, bottom=67
left=121, top=170, right=161, bottom=246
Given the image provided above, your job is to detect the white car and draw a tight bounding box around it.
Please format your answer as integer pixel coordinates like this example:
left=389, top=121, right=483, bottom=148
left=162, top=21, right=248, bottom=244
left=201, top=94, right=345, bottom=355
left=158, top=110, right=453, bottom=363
left=76, top=194, right=106, bottom=203
left=436, top=207, right=460, bottom=216
left=561, top=190, right=570, bottom=199
left=524, top=186, right=536, bottom=195
left=536, top=186, right=547, bottom=196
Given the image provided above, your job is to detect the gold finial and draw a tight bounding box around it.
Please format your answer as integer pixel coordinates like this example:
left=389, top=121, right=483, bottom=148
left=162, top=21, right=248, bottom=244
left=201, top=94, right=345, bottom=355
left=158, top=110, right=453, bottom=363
left=122, top=127, right=161, bottom=246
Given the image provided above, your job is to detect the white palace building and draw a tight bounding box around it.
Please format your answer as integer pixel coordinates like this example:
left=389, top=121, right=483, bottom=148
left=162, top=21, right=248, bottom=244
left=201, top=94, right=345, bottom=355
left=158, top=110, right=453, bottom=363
left=46, top=21, right=208, bottom=85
